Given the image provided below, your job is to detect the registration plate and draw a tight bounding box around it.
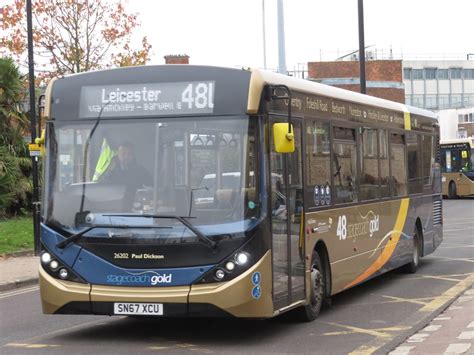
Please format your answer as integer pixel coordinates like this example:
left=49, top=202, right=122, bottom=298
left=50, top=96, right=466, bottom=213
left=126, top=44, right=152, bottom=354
left=114, top=302, right=163, bottom=315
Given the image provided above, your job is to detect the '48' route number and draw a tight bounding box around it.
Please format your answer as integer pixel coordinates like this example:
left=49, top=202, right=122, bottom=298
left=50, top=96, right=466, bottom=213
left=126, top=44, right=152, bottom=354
left=336, top=215, right=347, bottom=240
left=181, top=82, right=214, bottom=109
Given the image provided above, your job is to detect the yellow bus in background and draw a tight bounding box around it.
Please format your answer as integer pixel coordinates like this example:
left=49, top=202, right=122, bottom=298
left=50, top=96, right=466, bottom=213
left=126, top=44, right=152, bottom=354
left=440, top=138, right=474, bottom=198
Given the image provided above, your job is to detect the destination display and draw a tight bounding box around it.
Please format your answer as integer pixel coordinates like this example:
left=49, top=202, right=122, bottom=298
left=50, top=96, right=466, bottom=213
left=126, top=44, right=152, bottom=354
left=79, top=81, right=215, bottom=118
left=269, top=91, right=436, bottom=133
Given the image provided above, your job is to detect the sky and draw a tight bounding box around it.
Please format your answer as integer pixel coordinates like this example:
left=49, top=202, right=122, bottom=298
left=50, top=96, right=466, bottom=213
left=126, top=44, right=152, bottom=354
left=127, top=0, right=474, bottom=71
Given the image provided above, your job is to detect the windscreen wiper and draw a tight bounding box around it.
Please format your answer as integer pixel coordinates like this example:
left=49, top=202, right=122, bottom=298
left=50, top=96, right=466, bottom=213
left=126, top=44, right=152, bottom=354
left=56, top=224, right=171, bottom=249
left=102, top=213, right=217, bottom=249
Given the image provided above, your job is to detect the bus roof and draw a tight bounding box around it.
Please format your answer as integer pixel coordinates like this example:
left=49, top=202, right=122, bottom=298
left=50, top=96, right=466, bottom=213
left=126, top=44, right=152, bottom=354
left=247, top=68, right=438, bottom=120
left=440, top=137, right=474, bottom=147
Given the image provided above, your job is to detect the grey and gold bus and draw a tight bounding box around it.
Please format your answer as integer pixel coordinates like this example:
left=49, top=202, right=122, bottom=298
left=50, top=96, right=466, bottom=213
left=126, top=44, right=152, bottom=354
left=39, top=65, right=442, bottom=321
left=440, top=138, right=474, bottom=198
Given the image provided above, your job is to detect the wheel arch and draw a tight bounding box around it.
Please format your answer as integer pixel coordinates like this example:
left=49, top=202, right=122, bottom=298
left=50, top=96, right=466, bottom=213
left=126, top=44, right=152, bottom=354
left=314, top=240, right=332, bottom=297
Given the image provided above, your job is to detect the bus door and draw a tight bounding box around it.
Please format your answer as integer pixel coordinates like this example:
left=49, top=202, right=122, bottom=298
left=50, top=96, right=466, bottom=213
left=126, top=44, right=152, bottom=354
left=269, top=118, right=305, bottom=308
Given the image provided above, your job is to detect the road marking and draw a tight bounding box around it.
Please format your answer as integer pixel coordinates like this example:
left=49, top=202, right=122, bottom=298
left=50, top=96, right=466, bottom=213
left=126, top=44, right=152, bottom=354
left=323, top=326, right=411, bottom=337
left=443, top=228, right=472, bottom=233
left=406, top=333, right=429, bottom=343
left=439, top=245, right=474, bottom=250
left=388, top=345, right=415, bottom=355
left=5, top=343, right=60, bottom=348
left=381, top=295, right=429, bottom=306
left=424, top=324, right=442, bottom=332
left=322, top=322, right=394, bottom=338
left=457, top=331, right=474, bottom=340
left=419, top=274, right=474, bottom=312
left=444, top=343, right=472, bottom=354
left=467, top=321, right=474, bottom=328
left=416, top=275, right=468, bottom=282
left=434, top=316, right=452, bottom=321
left=430, top=256, right=474, bottom=263
left=348, top=274, right=474, bottom=354
left=0, top=285, right=39, bottom=299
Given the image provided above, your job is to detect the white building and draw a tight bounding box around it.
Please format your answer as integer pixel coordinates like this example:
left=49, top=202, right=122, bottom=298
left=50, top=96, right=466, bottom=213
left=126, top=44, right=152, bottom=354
left=403, top=60, right=474, bottom=111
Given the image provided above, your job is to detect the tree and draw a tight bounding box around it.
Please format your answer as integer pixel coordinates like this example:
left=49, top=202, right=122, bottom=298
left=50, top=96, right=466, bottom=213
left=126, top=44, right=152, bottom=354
left=1, top=0, right=152, bottom=83
left=0, top=57, right=32, bottom=216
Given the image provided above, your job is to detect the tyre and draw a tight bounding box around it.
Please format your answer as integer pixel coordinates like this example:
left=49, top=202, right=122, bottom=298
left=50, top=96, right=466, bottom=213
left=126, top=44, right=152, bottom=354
left=293, top=250, right=325, bottom=322
left=401, top=227, right=421, bottom=274
left=448, top=181, right=457, bottom=199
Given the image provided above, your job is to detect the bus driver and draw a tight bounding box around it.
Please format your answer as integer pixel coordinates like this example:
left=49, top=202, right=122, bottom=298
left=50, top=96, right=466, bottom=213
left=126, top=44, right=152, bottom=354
left=101, top=142, right=152, bottom=189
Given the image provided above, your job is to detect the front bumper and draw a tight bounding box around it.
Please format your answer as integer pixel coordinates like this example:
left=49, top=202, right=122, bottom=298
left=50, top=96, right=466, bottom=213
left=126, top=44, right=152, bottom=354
left=39, top=251, right=273, bottom=318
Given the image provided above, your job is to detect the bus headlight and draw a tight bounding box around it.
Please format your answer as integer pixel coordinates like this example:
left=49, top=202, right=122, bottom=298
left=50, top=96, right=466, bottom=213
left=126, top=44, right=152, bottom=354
left=225, top=261, right=235, bottom=271
left=40, top=252, right=51, bottom=264
left=40, top=246, right=85, bottom=284
left=235, top=252, right=249, bottom=265
left=49, top=260, right=59, bottom=271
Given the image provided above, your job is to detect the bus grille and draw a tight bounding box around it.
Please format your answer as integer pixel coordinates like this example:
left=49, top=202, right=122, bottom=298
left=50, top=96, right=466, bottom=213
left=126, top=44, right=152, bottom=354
left=433, top=198, right=442, bottom=226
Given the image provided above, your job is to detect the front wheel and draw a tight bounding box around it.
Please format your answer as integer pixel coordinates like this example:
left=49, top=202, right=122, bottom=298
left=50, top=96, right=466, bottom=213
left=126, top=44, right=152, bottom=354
left=448, top=181, right=458, bottom=199
left=401, top=228, right=421, bottom=274
left=293, top=250, right=325, bottom=322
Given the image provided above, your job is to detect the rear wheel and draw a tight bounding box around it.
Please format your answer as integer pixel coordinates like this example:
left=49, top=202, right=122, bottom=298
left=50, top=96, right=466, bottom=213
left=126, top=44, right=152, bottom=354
left=402, top=227, right=421, bottom=274
left=294, top=250, right=325, bottom=322
left=448, top=181, right=457, bottom=199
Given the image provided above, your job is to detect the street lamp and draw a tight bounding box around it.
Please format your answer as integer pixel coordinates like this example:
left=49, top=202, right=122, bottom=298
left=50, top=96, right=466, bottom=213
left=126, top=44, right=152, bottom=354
left=358, top=0, right=366, bottom=94
left=26, top=0, right=40, bottom=254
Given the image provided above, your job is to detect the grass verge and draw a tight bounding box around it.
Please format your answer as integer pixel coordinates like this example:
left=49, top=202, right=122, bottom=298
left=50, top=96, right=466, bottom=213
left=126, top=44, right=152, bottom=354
left=0, top=216, right=33, bottom=255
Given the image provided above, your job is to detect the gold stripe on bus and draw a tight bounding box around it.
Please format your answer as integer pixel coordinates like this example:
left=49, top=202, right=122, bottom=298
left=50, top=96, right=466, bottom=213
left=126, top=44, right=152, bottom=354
left=343, top=198, right=410, bottom=290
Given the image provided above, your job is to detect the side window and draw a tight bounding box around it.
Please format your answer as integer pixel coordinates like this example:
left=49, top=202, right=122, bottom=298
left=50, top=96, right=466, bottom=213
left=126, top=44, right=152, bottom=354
left=305, top=121, right=331, bottom=207
left=360, top=128, right=379, bottom=201
left=407, top=133, right=423, bottom=194
left=390, top=133, right=407, bottom=197
left=422, top=135, right=433, bottom=185
left=333, top=127, right=357, bottom=204
left=379, top=130, right=390, bottom=198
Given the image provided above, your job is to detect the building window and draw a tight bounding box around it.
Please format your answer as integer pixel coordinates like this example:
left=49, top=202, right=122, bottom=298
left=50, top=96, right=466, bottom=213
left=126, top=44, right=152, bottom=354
left=412, top=69, right=424, bottom=80
left=438, top=69, right=449, bottom=79
left=405, top=95, right=411, bottom=105
left=463, top=69, right=474, bottom=79
left=459, top=114, right=465, bottom=123
left=404, top=68, right=412, bottom=80
left=425, top=95, right=437, bottom=109
left=452, top=94, right=462, bottom=108
left=439, top=95, right=450, bottom=109
left=425, top=68, right=437, bottom=80
left=464, top=94, right=474, bottom=107
left=412, top=95, right=424, bottom=108
left=450, top=68, right=462, bottom=79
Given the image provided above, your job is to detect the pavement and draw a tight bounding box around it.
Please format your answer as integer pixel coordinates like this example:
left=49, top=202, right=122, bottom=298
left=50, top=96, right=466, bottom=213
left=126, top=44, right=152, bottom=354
left=0, top=253, right=39, bottom=292
left=0, top=253, right=472, bottom=354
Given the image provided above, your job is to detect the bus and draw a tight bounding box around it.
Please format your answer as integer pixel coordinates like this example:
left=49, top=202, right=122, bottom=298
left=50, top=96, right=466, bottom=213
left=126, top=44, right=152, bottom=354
left=38, top=65, right=442, bottom=321
left=440, top=138, right=474, bottom=198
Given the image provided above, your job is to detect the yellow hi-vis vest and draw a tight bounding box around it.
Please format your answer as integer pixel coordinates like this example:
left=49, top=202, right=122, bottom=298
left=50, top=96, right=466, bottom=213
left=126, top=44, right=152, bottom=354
left=92, top=139, right=116, bottom=181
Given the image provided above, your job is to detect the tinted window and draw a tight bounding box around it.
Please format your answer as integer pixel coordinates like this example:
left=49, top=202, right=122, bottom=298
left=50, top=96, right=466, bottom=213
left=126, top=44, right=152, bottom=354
left=407, top=133, right=423, bottom=194
left=390, top=134, right=407, bottom=197
left=333, top=127, right=357, bottom=204
left=360, top=128, right=379, bottom=201
left=306, top=121, right=331, bottom=207
left=379, top=130, right=390, bottom=198
left=422, top=135, right=434, bottom=185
